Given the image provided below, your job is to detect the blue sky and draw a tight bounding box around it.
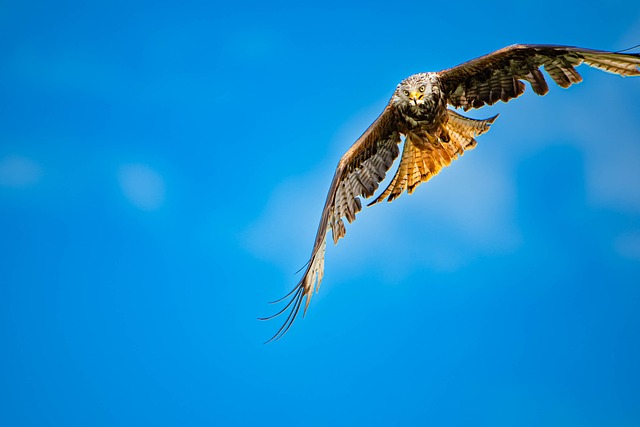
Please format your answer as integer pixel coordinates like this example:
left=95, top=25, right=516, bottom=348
left=1, top=1, right=640, bottom=426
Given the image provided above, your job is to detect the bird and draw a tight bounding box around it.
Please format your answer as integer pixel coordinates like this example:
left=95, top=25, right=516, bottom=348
left=262, top=44, right=640, bottom=342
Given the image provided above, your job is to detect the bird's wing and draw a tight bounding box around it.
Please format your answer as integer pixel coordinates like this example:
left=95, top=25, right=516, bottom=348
left=262, top=103, right=401, bottom=342
left=370, top=111, right=497, bottom=205
left=438, top=44, right=640, bottom=111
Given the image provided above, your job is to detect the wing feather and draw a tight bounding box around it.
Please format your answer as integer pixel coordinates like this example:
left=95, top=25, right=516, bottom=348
left=439, top=44, right=640, bottom=110
left=262, top=103, right=401, bottom=342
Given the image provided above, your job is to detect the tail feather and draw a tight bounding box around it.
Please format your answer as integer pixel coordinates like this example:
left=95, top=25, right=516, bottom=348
left=446, top=110, right=497, bottom=141
left=368, top=111, right=498, bottom=206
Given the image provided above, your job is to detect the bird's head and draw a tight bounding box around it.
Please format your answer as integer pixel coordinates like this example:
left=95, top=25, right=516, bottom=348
left=395, top=74, right=430, bottom=107
left=394, top=73, right=436, bottom=109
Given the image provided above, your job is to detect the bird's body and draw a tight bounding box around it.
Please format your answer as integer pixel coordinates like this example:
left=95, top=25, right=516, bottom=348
left=263, top=44, right=640, bottom=341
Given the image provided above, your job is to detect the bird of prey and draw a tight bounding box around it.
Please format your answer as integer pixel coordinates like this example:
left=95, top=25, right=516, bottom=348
left=262, top=44, right=640, bottom=341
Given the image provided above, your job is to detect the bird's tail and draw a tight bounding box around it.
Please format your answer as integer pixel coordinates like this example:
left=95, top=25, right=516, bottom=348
left=444, top=109, right=498, bottom=152
left=369, top=110, right=497, bottom=205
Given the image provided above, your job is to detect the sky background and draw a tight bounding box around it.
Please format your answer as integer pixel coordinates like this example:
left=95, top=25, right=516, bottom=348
left=1, top=1, right=640, bottom=426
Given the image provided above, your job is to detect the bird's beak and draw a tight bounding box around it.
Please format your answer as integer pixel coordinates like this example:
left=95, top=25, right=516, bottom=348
left=409, top=91, right=423, bottom=105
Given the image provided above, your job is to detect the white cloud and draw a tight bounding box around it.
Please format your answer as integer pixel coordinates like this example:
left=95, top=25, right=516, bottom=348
left=117, top=164, right=165, bottom=211
left=0, top=155, right=42, bottom=188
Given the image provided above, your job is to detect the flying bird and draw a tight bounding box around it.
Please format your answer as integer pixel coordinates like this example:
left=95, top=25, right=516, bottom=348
left=262, top=44, right=640, bottom=341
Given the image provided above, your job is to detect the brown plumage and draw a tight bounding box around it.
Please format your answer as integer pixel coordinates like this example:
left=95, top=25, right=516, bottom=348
left=262, top=44, right=640, bottom=342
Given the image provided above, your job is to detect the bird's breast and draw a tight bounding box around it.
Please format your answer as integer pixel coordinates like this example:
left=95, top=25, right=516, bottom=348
left=398, top=101, right=446, bottom=133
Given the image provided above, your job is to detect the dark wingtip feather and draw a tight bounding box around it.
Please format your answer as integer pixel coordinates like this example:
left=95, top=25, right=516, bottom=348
left=293, top=260, right=311, bottom=276
left=264, top=259, right=312, bottom=305
left=259, top=286, right=303, bottom=322
left=614, top=44, right=640, bottom=54
left=267, top=282, right=300, bottom=305
left=262, top=284, right=306, bottom=344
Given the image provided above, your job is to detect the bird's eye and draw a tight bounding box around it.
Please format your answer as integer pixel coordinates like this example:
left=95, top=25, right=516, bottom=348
left=419, top=85, right=425, bottom=92
left=403, top=90, right=410, bottom=96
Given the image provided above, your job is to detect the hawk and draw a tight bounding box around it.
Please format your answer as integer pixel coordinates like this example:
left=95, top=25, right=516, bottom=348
left=262, top=44, right=640, bottom=341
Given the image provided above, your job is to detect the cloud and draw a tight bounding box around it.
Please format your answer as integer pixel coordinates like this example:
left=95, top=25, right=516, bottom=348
left=0, top=155, right=42, bottom=188
left=117, top=164, right=165, bottom=211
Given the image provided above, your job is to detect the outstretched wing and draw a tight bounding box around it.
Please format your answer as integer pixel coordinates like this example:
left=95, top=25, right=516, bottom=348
left=261, top=102, right=401, bottom=342
left=438, top=44, right=640, bottom=110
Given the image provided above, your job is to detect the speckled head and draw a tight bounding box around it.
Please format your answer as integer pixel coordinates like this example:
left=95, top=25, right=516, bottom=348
left=394, top=72, right=438, bottom=107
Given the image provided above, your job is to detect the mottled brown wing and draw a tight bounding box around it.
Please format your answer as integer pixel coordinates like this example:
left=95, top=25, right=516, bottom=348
left=438, top=44, right=640, bottom=111
left=261, top=103, right=401, bottom=342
